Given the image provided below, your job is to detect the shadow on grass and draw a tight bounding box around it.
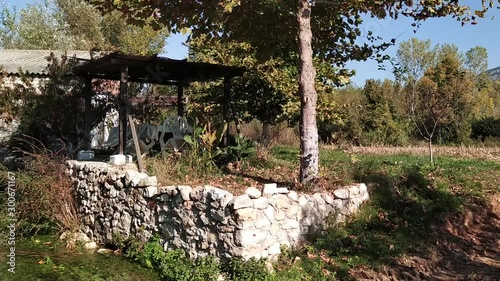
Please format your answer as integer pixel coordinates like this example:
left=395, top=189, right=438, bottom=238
left=310, top=164, right=500, bottom=280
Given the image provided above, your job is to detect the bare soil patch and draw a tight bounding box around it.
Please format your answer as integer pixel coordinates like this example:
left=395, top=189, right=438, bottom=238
left=351, top=195, right=500, bottom=281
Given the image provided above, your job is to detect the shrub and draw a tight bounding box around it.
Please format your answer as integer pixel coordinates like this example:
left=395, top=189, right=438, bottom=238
left=239, top=120, right=299, bottom=146
left=0, top=137, right=78, bottom=236
left=222, top=258, right=274, bottom=281
left=217, top=134, right=256, bottom=167
left=126, top=236, right=220, bottom=281
left=471, top=117, right=500, bottom=141
left=7, top=53, right=113, bottom=156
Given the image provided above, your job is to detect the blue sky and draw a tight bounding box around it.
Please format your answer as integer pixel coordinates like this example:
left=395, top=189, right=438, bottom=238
left=7, top=0, right=500, bottom=85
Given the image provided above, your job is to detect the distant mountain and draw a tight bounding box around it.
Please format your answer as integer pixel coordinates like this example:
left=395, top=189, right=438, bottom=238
left=487, top=66, right=500, bottom=80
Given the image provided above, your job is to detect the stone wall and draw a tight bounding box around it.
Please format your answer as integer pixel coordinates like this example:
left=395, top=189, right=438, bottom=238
left=68, top=160, right=369, bottom=260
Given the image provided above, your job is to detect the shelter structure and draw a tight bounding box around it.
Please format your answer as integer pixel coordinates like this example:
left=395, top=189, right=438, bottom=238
left=72, top=52, right=245, bottom=155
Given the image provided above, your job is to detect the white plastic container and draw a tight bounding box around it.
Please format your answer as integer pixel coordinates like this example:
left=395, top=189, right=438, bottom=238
left=77, top=150, right=95, bottom=161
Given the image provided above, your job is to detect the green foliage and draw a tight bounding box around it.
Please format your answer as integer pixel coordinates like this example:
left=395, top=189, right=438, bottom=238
left=393, top=38, right=500, bottom=147
left=316, top=91, right=343, bottom=144
left=90, top=0, right=491, bottom=66
left=270, top=145, right=499, bottom=272
left=222, top=258, right=272, bottom=281
left=186, top=35, right=296, bottom=128
left=126, top=236, right=220, bottom=281
left=317, top=162, right=462, bottom=264
left=360, top=79, right=411, bottom=146
left=0, top=72, right=37, bottom=123
left=94, top=0, right=498, bottom=183
left=0, top=235, right=162, bottom=281
left=218, top=134, right=256, bottom=165
left=414, top=53, right=475, bottom=143
left=10, top=53, right=112, bottom=154
left=465, top=46, right=488, bottom=76
left=471, top=117, right=500, bottom=140
left=0, top=0, right=168, bottom=53
left=0, top=1, right=62, bottom=49
left=323, top=80, right=410, bottom=146
left=182, top=121, right=227, bottom=171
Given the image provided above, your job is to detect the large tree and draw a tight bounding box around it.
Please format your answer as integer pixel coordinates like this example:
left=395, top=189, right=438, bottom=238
left=413, top=55, right=474, bottom=163
left=88, top=0, right=497, bottom=183
left=0, top=0, right=168, bottom=54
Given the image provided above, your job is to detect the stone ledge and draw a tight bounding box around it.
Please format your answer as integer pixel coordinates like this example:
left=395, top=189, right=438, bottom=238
left=68, top=160, right=369, bottom=261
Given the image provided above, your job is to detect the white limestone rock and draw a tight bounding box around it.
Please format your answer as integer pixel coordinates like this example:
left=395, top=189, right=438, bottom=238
left=178, top=185, right=192, bottom=201
left=158, top=185, right=177, bottom=196
left=276, top=187, right=289, bottom=194
left=232, top=194, right=253, bottom=209
left=236, top=208, right=258, bottom=221
left=235, top=229, right=268, bottom=246
left=109, top=154, right=126, bottom=165
left=298, top=195, right=308, bottom=206
left=245, top=187, right=261, bottom=199
left=288, top=191, right=298, bottom=202
left=333, top=188, right=350, bottom=199
left=253, top=197, right=269, bottom=209
left=140, top=176, right=157, bottom=187
left=84, top=241, right=98, bottom=250
left=321, top=193, right=334, bottom=205
left=263, top=183, right=278, bottom=196
left=268, top=242, right=281, bottom=256
left=143, top=186, right=158, bottom=198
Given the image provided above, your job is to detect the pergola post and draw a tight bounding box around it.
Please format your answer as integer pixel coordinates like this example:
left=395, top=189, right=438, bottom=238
left=83, top=77, right=92, bottom=150
left=177, top=82, right=184, bottom=116
left=119, top=65, right=129, bottom=154
left=223, top=76, right=231, bottom=146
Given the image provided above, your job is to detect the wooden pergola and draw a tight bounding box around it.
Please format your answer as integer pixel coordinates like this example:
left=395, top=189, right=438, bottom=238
left=72, top=52, right=245, bottom=156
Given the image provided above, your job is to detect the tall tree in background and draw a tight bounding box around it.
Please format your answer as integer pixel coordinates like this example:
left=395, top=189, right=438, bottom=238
left=413, top=54, right=474, bottom=163
left=464, top=46, right=494, bottom=118
left=89, top=0, right=495, bottom=183
left=395, top=39, right=499, bottom=148
left=0, top=0, right=168, bottom=54
left=394, top=38, right=436, bottom=124
left=465, top=46, right=488, bottom=77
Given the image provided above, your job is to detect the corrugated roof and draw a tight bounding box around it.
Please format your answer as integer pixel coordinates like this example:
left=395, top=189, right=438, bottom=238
left=72, top=52, right=245, bottom=85
left=487, top=66, right=500, bottom=80
left=0, top=49, right=91, bottom=76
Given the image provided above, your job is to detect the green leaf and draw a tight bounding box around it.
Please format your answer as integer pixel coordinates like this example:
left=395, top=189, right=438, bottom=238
left=183, top=135, right=194, bottom=146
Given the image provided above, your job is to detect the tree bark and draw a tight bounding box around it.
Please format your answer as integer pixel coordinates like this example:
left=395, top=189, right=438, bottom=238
left=297, top=0, right=319, bottom=183
left=428, top=137, right=434, bottom=165
left=262, top=122, right=271, bottom=146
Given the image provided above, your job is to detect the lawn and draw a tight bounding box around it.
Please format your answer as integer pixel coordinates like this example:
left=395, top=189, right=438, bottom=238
left=270, top=145, right=500, bottom=280
left=3, top=145, right=499, bottom=280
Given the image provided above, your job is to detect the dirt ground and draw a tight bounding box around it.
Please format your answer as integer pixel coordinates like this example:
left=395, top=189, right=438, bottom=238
left=351, top=194, right=500, bottom=281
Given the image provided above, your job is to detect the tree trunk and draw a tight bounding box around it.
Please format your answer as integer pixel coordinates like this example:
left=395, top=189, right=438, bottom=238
left=297, top=0, right=319, bottom=184
left=262, top=122, right=271, bottom=146
left=428, top=137, right=434, bottom=165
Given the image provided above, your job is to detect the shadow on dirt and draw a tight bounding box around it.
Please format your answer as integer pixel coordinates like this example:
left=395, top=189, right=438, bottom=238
left=312, top=165, right=500, bottom=280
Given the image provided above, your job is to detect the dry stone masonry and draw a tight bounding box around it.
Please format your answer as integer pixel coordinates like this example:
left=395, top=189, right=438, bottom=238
left=67, top=160, right=369, bottom=260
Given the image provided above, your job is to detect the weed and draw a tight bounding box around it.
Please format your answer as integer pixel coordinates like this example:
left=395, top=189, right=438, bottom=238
left=126, top=236, right=220, bottom=281
left=0, top=137, right=79, bottom=236
left=222, top=258, right=271, bottom=281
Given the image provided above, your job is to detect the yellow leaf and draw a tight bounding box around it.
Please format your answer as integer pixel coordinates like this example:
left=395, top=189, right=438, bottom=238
left=180, top=27, right=191, bottom=35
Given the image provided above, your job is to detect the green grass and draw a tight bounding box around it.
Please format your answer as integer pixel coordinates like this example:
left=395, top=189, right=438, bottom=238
left=270, top=146, right=500, bottom=279
left=2, top=145, right=499, bottom=280
left=0, top=235, right=161, bottom=281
